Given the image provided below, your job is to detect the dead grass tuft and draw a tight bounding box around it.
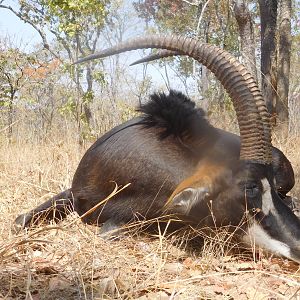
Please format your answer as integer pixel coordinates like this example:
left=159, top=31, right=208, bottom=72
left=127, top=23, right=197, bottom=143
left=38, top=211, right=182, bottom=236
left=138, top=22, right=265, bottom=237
left=273, top=132, right=300, bottom=199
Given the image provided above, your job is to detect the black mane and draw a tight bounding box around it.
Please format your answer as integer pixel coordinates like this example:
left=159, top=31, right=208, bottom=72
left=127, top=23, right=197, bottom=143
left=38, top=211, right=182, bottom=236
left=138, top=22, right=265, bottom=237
left=139, top=90, right=215, bottom=140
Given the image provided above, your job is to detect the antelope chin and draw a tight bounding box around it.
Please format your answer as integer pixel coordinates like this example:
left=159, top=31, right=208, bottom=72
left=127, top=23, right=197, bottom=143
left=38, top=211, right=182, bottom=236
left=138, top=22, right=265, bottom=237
left=243, top=221, right=300, bottom=263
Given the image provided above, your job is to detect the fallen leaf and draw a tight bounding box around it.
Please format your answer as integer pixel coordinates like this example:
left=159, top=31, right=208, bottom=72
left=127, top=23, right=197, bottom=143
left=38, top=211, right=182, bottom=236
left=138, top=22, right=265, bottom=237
left=213, top=285, right=226, bottom=295
left=48, top=276, right=71, bottom=291
left=163, top=262, right=184, bottom=274
left=237, top=262, right=255, bottom=271
left=222, top=282, right=235, bottom=290
left=182, top=257, right=193, bottom=268
left=136, top=291, right=170, bottom=300
left=31, top=293, right=40, bottom=300
left=98, top=276, right=117, bottom=298
left=36, top=265, right=58, bottom=275
left=246, top=287, right=269, bottom=300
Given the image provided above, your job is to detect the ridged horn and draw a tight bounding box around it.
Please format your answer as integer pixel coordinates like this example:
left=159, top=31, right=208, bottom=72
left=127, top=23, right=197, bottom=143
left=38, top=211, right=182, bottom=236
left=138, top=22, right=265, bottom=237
left=130, top=50, right=272, bottom=164
left=129, top=50, right=180, bottom=66
left=76, top=35, right=272, bottom=164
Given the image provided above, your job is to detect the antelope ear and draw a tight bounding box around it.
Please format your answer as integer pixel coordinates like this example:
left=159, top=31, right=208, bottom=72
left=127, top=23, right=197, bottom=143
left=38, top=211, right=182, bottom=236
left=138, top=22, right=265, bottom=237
left=170, top=186, right=209, bottom=215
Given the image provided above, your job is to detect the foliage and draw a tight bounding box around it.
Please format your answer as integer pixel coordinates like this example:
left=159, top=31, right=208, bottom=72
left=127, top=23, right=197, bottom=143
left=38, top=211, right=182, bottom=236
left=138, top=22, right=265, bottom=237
left=117, top=101, right=138, bottom=122
left=133, top=0, right=238, bottom=47
left=1, top=0, right=299, bottom=140
left=18, top=0, right=109, bottom=48
left=134, top=0, right=198, bottom=34
left=0, top=0, right=111, bottom=139
left=15, top=0, right=110, bottom=87
left=0, top=47, right=36, bottom=106
left=133, top=0, right=239, bottom=105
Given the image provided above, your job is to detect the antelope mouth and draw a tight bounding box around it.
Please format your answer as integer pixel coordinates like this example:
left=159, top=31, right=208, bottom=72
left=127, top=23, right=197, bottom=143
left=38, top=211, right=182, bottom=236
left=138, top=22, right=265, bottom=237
left=243, top=221, right=300, bottom=263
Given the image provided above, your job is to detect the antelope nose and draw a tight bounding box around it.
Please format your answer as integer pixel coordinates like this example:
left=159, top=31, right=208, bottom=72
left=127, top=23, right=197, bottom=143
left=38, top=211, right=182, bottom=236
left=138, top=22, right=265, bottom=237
left=290, top=246, right=300, bottom=264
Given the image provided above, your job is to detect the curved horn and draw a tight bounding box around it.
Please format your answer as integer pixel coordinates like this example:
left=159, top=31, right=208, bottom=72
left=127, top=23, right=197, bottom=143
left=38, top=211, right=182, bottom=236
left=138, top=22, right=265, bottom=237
left=130, top=50, right=272, bottom=164
left=76, top=35, right=272, bottom=164
left=129, top=50, right=180, bottom=66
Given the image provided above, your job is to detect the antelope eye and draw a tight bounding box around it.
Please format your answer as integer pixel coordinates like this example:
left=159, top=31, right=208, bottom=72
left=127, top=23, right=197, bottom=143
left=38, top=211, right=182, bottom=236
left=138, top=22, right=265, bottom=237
left=245, top=183, right=260, bottom=198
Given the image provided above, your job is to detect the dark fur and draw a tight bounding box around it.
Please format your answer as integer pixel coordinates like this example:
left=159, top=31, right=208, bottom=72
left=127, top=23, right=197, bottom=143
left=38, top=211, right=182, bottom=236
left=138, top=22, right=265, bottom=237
left=139, top=90, right=213, bottom=140
left=15, top=91, right=295, bottom=227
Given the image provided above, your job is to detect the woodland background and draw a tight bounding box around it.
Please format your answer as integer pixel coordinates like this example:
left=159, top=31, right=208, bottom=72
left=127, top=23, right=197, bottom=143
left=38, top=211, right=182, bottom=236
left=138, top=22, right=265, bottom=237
left=0, top=0, right=300, bottom=299
left=0, top=0, right=299, bottom=143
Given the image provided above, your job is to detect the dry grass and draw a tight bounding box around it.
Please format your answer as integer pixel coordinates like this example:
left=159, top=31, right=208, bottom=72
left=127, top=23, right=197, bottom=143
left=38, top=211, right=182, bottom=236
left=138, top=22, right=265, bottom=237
left=273, top=133, right=300, bottom=199
left=0, top=129, right=300, bottom=299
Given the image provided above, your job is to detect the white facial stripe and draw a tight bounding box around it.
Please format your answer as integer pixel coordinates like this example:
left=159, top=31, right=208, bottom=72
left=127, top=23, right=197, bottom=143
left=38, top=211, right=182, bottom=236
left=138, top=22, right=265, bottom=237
left=260, top=179, right=295, bottom=244
left=261, top=178, right=276, bottom=215
left=243, top=221, right=293, bottom=260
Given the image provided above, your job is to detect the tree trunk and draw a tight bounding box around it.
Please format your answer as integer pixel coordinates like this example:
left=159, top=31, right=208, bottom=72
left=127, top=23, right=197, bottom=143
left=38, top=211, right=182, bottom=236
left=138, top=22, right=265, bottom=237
left=7, top=91, right=15, bottom=142
left=258, top=0, right=278, bottom=122
left=276, top=0, right=291, bottom=132
left=233, top=0, right=258, bottom=82
left=84, top=63, right=94, bottom=127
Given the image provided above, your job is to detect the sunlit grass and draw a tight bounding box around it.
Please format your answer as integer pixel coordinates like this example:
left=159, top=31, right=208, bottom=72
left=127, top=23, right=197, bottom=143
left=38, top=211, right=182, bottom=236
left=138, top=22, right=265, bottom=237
left=0, top=123, right=299, bottom=299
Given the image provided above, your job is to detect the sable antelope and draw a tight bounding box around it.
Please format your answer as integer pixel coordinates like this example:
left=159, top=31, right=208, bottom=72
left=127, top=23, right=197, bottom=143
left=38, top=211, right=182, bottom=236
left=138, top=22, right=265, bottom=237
left=15, top=35, right=300, bottom=263
left=130, top=49, right=299, bottom=211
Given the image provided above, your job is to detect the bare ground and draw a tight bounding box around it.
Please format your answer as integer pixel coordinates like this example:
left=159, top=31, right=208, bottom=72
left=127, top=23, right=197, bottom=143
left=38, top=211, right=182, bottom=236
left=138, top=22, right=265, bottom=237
left=0, top=134, right=299, bottom=300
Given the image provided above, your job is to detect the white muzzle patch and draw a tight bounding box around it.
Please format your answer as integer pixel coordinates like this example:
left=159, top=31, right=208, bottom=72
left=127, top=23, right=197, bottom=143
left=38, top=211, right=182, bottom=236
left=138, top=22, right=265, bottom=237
left=243, top=221, right=292, bottom=260
left=243, top=177, right=297, bottom=261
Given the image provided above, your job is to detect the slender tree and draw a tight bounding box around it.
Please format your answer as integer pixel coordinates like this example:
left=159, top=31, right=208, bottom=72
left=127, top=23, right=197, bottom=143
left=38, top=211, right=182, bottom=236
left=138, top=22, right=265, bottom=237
left=0, top=43, right=36, bottom=140
left=258, top=0, right=278, bottom=121
left=277, top=0, right=291, bottom=130
left=233, top=0, right=258, bottom=82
